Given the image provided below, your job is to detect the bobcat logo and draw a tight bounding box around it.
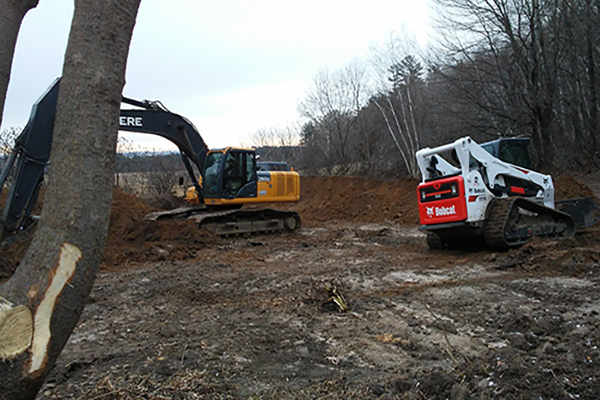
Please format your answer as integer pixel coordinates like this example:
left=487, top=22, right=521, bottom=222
left=426, top=206, right=434, bottom=217
left=425, top=205, right=457, bottom=219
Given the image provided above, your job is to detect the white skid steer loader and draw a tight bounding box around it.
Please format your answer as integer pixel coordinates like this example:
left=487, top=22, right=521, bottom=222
left=415, top=136, right=599, bottom=250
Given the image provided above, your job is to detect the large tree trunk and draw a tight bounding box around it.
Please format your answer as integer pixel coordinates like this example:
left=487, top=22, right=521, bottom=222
left=0, top=0, right=39, bottom=128
left=0, top=0, right=140, bottom=399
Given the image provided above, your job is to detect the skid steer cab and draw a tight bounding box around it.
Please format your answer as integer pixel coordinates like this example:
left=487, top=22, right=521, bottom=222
left=184, top=147, right=300, bottom=207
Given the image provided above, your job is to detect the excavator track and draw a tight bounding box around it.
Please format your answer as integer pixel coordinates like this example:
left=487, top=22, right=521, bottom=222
left=484, top=198, right=576, bottom=250
left=145, top=207, right=301, bottom=236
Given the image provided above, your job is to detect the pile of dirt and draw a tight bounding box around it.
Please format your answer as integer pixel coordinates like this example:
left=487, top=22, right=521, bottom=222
left=102, top=188, right=216, bottom=268
left=291, top=176, right=420, bottom=226
left=98, top=174, right=599, bottom=267
left=69, top=176, right=423, bottom=267
left=0, top=188, right=217, bottom=274
left=101, top=217, right=217, bottom=268
left=554, top=174, right=600, bottom=201
left=107, top=186, right=156, bottom=236
left=492, top=231, right=600, bottom=276
left=293, top=174, right=598, bottom=227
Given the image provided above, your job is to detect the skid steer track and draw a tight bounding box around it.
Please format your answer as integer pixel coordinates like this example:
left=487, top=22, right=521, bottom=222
left=484, top=198, right=576, bottom=250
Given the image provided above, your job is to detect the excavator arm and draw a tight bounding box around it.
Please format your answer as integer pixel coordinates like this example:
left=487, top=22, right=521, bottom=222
left=119, top=96, right=208, bottom=180
left=0, top=78, right=210, bottom=236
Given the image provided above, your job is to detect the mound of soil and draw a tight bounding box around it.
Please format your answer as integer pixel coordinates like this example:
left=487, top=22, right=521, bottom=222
left=102, top=217, right=216, bottom=268
left=100, top=173, right=599, bottom=268
left=554, top=174, right=600, bottom=201
left=294, top=174, right=599, bottom=227
left=492, top=232, right=600, bottom=276
left=108, top=186, right=156, bottom=235
left=102, top=188, right=216, bottom=268
left=0, top=188, right=217, bottom=274
left=292, top=176, right=420, bottom=226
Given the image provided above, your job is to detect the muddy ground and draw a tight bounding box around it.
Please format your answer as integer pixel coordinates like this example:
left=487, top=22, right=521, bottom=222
left=2, top=175, right=600, bottom=399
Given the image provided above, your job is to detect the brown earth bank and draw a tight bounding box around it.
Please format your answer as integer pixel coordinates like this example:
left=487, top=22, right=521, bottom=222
left=1, top=176, right=422, bottom=276
left=286, top=176, right=421, bottom=226
left=0, top=174, right=595, bottom=276
left=0, top=174, right=599, bottom=399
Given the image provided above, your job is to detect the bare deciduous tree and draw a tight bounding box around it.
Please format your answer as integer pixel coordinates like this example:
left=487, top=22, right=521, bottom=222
left=248, top=126, right=301, bottom=168
left=0, top=126, right=21, bottom=184
left=143, top=155, right=186, bottom=209
left=0, top=126, right=20, bottom=155
left=369, top=34, right=428, bottom=178
left=432, top=0, right=600, bottom=170
left=0, top=1, right=141, bottom=398
left=298, top=61, right=371, bottom=174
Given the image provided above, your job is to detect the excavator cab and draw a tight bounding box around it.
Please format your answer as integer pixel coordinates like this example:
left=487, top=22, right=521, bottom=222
left=186, top=146, right=300, bottom=207
left=202, top=148, right=257, bottom=203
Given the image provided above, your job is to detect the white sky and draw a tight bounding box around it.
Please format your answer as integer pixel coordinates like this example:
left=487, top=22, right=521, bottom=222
left=2, top=1, right=431, bottom=151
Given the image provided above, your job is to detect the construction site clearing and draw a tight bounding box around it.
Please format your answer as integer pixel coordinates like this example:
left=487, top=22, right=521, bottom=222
left=1, top=174, right=599, bottom=399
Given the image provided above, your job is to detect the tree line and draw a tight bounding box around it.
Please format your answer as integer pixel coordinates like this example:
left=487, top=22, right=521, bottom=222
left=249, top=0, right=600, bottom=178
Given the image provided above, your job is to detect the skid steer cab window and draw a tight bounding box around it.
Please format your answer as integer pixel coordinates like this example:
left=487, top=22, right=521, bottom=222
left=498, top=142, right=531, bottom=169
left=203, top=152, right=223, bottom=198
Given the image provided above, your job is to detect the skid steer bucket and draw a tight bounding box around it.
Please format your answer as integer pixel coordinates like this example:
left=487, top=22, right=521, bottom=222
left=556, top=197, right=600, bottom=230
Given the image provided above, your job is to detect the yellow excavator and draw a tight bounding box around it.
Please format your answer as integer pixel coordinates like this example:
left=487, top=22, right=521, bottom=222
left=182, top=149, right=300, bottom=207
left=0, top=78, right=301, bottom=238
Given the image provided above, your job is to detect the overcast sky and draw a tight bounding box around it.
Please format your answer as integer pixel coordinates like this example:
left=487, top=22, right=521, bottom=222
left=2, top=1, right=432, bottom=151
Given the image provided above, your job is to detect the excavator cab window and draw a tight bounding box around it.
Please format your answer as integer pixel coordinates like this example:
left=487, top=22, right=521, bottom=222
left=203, top=152, right=223, bottom=198
left=203, top=149, right=258, bottom=200
left=223, top=152, right=244, bottom=197
left=246, top=154, right=256, bottom=181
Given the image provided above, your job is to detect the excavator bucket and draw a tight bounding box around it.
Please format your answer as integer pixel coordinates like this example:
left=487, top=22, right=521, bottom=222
left=556, top=197, right=600, bottom=230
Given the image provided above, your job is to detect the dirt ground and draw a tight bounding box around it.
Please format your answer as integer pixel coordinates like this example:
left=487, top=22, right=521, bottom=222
left=2, top=175, right=600, bottom=399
